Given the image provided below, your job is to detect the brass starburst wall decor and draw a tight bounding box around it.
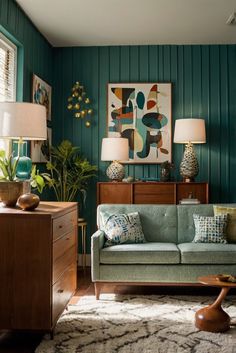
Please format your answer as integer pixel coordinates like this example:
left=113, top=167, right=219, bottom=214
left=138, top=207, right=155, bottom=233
left=67, top=81, right=93, bottom=127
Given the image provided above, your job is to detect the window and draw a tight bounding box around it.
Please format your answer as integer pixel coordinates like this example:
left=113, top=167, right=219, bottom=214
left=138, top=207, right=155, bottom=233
left=0, top=32, right=17, bottom=102
left=0, top=32, right=17, bottom=153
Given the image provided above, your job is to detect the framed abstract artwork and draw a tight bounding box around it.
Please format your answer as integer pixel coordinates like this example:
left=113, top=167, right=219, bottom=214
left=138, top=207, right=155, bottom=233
left=107, top=83, right=172, bottom=164
left=32, top=74, right=52, bottom=121
left=31, top=127, right=52, bottom=163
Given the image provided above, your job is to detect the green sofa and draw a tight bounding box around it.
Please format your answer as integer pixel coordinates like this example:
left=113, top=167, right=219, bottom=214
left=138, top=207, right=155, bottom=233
left=91, top=204, right=236, bottom=299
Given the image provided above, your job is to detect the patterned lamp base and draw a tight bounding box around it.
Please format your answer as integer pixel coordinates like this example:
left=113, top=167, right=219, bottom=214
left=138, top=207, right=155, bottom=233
left=106, top=161, right=125, bottom=181
left=180, top=142, right=199, bottom=182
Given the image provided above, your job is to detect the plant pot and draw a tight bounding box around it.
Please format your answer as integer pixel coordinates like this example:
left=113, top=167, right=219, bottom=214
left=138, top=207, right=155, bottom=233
left=0, top=181, right=30, bottom=207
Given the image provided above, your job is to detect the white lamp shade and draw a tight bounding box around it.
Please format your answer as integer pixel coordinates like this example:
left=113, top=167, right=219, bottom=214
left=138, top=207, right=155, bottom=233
left=101, top=137, right=129, bottom=161
left=0, top=102, right=47, bottom=140
left=174, top=118, right=206, bottom=144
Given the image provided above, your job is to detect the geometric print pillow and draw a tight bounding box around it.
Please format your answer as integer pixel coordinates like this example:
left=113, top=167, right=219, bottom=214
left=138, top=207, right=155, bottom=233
left=192, top=214, right=228, bottom=243
left=101, top=212, right=145, bottom=247
left=213, top=205, right=236, bottom=243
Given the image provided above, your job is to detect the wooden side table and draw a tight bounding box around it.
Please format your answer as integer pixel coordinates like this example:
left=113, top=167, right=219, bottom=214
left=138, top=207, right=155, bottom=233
left=195, top=275, right=236, bottom=332
left=78, top=218, right=87, bottom=268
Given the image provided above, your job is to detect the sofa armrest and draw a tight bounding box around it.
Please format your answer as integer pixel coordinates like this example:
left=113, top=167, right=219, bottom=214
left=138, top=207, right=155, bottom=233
left=91, top=229, right=105, bottom=282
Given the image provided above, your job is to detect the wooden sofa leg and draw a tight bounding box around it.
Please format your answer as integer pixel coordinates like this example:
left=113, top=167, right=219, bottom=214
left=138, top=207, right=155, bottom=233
left=95, top=282, right=102, bottom=300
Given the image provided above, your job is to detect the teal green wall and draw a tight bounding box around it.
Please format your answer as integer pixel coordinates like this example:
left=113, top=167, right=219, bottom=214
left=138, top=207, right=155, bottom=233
left=0, top=0, right=53, bottom=102
left=2, top=0, right=236, bottom=253
left=53, top=46, right=236, bottom=236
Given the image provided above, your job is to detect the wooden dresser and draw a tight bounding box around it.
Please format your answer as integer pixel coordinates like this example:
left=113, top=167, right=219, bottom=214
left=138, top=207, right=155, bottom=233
left=97, top=182, right=209, bottom=204
left=0, top=201, right=78, bottom=333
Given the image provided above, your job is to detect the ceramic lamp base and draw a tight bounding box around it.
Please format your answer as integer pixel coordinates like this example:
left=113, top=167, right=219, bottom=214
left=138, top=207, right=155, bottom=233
left=180, top=142, right=199, bottom=182
left=106, top=161, right=125, bottom=181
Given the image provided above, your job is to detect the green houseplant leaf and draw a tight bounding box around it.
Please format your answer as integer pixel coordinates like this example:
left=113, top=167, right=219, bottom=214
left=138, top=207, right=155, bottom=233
left=44, top=140, right=97, bottom=203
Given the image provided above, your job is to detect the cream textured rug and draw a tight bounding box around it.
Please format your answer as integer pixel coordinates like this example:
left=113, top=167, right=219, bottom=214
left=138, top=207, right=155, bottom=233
left=36, top=294, right=236, bottom=353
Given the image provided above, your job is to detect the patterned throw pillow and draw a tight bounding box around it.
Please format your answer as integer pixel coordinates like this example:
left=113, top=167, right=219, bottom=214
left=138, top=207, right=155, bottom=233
left=101, top=212, right=145, bottom=247
left=192, top=214, right=228, bottom=243
left=213, top=205, right=236, bottom=243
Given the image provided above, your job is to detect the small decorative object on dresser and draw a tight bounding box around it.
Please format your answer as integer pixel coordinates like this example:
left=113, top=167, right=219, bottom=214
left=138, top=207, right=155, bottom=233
left=17, top=193, right=40, bottom=210
left=174, top=118, right=206, bottom=182
left=101, top=137, right=129, bottom=181
left=160, top=160, right=174, bottom=181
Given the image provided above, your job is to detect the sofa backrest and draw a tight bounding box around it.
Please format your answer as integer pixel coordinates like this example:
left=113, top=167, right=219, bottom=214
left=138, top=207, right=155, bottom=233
left=97, top=204, right=177, bottom=243
left=97, top=203, right=236, bottom=244
left=177, top=204, right=214, bottom=243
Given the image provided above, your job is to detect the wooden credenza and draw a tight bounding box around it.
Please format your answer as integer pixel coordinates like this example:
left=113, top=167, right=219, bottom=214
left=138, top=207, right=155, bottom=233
left=0, top=201, right=78, bottom=333
left=97, top=182, right=209, bottom=205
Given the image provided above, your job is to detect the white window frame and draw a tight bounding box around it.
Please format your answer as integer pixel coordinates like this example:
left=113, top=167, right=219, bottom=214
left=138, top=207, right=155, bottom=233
left=0, top=32, right=17, bottom=156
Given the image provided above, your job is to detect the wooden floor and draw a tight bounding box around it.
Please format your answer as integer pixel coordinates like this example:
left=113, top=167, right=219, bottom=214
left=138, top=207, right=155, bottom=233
left=0, top=267, right=228, bottom=353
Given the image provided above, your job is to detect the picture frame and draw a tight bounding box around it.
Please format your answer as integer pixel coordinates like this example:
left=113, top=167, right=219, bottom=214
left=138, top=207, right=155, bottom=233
left=31, top=127, right=52, bottom=163
left=107, top=82, right=172, bottom=164
left=32, top=74, right=52, bottom=122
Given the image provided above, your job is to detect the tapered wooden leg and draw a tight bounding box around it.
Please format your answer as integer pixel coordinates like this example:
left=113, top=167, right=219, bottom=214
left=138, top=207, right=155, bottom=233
left=50, top=330, right=54, bottom=340
left=95, top=282, right=102, bottom=300
left=195, top=287, right=231, bottom=332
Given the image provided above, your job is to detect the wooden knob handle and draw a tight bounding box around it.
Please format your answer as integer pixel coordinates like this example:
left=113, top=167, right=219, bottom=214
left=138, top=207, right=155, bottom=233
left=57, top=289, right=64, bottom=293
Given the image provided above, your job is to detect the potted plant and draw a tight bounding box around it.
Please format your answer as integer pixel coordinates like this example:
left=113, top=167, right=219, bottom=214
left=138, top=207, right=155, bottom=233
left=0, top=150, right=46, bottom=206
left=43, top=140, right=97, bottom=206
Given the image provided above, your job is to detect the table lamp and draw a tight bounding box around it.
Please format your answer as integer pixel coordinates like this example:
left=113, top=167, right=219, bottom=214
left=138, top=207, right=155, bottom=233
left=0, top=102, right=47, bottom=179
left=101, top=137, right=129, bottom=181
left=174, top=118, right=206, bottom=182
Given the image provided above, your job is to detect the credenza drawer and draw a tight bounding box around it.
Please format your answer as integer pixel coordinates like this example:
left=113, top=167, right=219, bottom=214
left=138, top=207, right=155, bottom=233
left=53, top=246, right=76, bottom=284
left=52, top=263, right=77, bottom=323
left=53, top=210, right=77, bottom=241
left=53, top=230, right=76, bottom=262
left=134, top=184, right=175, bottom=204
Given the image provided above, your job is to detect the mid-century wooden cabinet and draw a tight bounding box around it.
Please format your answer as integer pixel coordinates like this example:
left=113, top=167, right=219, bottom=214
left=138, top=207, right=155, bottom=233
left=97, top=182, right=209, bottom=205
left=0, top=202, right=78, bottom=333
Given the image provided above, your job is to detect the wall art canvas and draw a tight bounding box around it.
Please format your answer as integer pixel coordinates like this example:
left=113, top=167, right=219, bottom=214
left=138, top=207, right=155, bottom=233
left=32, top=74, right=52, bottom=121
left=107, top=83, right=172, bottom=163
left=31, top=127, right=52, bottom=163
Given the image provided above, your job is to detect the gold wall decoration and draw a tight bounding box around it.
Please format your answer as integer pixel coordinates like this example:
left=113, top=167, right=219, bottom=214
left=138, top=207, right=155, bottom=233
left=67, top=81, right=93, bottom=127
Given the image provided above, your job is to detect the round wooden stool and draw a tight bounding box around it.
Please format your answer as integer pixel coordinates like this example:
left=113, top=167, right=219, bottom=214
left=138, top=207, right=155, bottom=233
left=78, top=218, right=87, bottom=268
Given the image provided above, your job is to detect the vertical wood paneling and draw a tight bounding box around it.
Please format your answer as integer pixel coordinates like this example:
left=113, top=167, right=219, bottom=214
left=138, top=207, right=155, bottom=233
left=52, top=43, right=236, bottom=251
left=228, top=46, right=236, bottom=202
left=4, top=0, right=234, bottom=249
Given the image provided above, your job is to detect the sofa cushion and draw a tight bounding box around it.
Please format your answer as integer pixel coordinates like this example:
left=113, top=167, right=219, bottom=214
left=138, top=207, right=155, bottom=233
left=97, top=204, right=177, bottom=243
left=192, top=214, right=228, bottom=244
left=101, top=211, right=145, bottom=246
left=177, top=205, right=214, bottom=243
left=214, top=205, right=236, bottom=243
left=178, top=243, right=236, bottom=264
left=100, top=243, right=180, bottom=264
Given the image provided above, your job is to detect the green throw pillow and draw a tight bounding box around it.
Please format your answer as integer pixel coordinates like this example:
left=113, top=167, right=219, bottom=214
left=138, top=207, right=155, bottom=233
left=101, top=211, right=145, bottom=247
left=214, top=205, right=236, bottom=243
left=192, top=214, right=228, bottom=243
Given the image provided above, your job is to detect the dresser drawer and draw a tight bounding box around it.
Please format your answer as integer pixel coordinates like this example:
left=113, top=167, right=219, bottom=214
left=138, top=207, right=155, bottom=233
left=53, top=210, right=77, bottom=241
left=134, top=184, right=175, bottom=204
left=53, top=230, right=76, bottom=262
left=52, top=263, right=77, bottom=323
left=53, top=245, right=76, bottom=284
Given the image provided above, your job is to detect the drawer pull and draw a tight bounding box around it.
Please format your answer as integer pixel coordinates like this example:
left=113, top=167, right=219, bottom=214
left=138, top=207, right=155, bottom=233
left=57, top=289, right=64, bottom=293
left=59, top=225, right=63, bottom=229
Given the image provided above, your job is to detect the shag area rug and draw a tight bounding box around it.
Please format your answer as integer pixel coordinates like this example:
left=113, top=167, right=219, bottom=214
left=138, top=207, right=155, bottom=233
left=36, top=294, right=236, bottom=353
